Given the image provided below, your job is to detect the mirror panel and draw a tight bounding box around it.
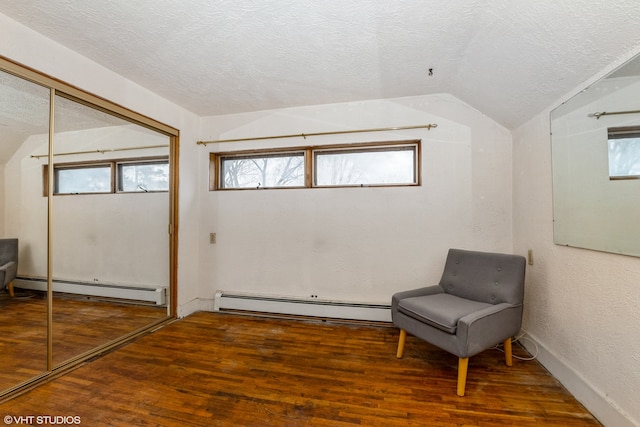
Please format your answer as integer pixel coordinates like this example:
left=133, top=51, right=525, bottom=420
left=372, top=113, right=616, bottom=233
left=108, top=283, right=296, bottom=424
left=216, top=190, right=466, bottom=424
left=51, top=94, right=170, bottom=366
left=0, top=56, right=176, bottom=397
left=0, top=70, right=49, bottom=388
left=551, top=54, right=640, bottom=256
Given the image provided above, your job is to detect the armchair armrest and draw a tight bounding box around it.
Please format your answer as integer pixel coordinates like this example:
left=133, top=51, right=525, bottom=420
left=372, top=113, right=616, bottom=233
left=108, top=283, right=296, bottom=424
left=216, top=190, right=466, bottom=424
left=0, top=261, right=17, bottom=286
left=456, top=302, right=523, bottom=357
left=392, top=285, right=443, bottom=306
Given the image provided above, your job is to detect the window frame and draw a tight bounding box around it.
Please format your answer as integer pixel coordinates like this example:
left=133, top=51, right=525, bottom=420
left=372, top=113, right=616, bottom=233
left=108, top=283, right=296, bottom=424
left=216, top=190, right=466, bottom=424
left=209, top=140, right=421, bottom=191
left=218, top=150, right=307, bottom=190
left=608, top=126, right=640, bottom=180
left=43, top=156, right=169, bottom=196
left=53, top=162, right=114, bottom=195
left=117, top=159, right=171, bottom=193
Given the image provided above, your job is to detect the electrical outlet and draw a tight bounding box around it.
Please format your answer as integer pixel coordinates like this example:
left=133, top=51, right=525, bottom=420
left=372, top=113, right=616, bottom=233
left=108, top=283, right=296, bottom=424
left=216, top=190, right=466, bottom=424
left=527, top=249, right=534, bottom=265
left=209, top=233, right=216, bottom=244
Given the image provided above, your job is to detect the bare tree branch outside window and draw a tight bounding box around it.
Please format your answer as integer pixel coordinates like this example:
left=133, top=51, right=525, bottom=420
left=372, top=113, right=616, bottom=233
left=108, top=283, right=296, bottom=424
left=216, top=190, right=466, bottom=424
left=315, top=147, right=415, bottom=186
left=222, top=154, right=304, bottom=188
left=213, top=141, right=419, bottom=190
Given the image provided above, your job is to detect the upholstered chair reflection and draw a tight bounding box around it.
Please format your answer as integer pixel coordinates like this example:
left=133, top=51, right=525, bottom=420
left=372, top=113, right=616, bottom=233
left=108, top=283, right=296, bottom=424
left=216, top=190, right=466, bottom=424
left=0, top=238, right=18, bottom=297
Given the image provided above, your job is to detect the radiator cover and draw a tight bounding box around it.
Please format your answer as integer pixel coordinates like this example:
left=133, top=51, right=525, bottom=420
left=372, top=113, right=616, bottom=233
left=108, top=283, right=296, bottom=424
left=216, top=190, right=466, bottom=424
left=213, top=291, right=391, bottom=322
left=14, top=277, right=167, bottom=305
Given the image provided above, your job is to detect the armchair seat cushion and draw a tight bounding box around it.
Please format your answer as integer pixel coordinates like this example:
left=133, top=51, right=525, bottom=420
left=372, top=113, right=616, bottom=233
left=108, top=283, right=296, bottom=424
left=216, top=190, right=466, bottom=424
left=397, top=293, right=492, bottom=334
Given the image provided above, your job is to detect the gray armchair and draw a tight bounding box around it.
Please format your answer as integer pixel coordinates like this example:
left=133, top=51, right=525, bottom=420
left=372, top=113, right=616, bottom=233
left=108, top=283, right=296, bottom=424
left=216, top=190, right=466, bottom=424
left=0, top=238, right=18, bottom=297
left=391, top=248, right=526, bottom=396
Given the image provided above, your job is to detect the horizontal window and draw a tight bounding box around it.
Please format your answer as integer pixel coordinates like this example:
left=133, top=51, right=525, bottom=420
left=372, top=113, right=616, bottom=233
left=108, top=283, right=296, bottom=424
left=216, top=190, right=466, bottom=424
left=315, top=146, right=416, bottom=187
left=118, top=161, right=170, bottom=192
left=55, top=165, right=112, bottom=194
left=44, top=157, right=169, bottom=195
left=608, top=126, right=640, bottom=180
left=220, top=152, right=305, bottom=189
left=209, top=140, right=420, bottom=190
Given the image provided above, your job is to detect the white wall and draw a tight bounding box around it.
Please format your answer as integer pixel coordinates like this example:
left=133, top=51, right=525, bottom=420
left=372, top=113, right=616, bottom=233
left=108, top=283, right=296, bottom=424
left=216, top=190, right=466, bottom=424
left=0, top=164, right=5, bottom=237
left=513, top=57, right=640, bottom=426
left=198, top=94, right=514, bottom=304
left=4, top=133, right=48, bottom=276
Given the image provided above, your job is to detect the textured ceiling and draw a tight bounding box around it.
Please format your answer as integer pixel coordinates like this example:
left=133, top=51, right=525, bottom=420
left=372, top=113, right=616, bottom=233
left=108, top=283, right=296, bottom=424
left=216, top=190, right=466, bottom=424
left=2, top=0, right=640, bottom=130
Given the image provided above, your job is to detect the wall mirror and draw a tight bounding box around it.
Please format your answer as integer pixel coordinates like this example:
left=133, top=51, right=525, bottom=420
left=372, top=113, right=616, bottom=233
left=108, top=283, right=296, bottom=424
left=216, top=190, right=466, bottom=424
left=0, top=57, right=178, bottom=397
left=551, top=53, right=640, bottom=257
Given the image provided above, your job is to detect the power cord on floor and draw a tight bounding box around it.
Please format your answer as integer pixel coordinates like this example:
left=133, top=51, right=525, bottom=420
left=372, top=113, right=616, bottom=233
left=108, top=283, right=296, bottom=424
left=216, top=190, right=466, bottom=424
left=492, top=329, right=539, bottom=361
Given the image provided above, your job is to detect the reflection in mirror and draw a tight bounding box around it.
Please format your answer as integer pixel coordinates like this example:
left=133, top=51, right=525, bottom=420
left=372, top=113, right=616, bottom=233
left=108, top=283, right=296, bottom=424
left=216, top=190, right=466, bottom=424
left=0, top=70, right=49, bottom=389
left=47, top=95, right=169, bottom=366
left=5, top=89, right=169, bottom=369
left=551, top=54, right=640, bottom=256
left=0, top=57, right=176, bottom=399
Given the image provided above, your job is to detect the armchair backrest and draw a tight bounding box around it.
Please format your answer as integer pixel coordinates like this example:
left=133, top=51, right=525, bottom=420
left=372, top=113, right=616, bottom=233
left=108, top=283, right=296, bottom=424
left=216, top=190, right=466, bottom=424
left=0, top=238, right=18, bottom=266
left=438, top=248, right=525, bottom=305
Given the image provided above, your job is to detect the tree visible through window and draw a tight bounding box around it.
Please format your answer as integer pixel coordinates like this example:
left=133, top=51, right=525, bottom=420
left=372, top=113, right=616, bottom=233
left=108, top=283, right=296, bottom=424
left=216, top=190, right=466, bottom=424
left=210, top=140, right=419, bottom=190
left=315, top=146, right=415, bottom=186
left=221, top=153, right=305, bottom=189
left=118, top=161, right=169, bottom=192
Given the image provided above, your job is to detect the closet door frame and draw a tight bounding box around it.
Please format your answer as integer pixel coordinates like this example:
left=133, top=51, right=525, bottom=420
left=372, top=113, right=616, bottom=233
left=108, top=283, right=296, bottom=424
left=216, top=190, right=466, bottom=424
left=0, top=55, right=179, bottom=400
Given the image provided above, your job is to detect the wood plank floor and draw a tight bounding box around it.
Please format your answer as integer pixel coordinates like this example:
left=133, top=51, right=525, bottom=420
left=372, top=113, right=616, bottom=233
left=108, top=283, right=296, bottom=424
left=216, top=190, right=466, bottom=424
left=0, top=312, right=601, bottom=426
left=0, top=291, right=167, bottom=388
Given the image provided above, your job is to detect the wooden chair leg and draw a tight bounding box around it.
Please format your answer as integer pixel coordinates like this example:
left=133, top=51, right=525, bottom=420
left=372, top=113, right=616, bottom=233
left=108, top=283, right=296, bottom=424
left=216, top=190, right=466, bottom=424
left=8, top=281, right=14, bottom=297
left=457, top=357, right=469, bottom=396
left=504, top=337, right=513, bottom=367
left=396, top=329, right=407, bottom=358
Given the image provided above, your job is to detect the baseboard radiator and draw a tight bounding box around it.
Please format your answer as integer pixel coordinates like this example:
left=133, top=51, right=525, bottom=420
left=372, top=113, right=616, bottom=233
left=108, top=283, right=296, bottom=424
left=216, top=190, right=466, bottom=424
left=14, top=277, right=167, bottom=306
left=213, top=291, right=392, bottom=322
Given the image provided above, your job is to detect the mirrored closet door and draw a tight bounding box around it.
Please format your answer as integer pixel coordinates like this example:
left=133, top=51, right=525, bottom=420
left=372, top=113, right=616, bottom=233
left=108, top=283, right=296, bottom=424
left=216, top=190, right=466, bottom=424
left=0, top=68, right=50, bottom=391
left=0, top=58, right=178, bottom=396
left=50, top=94, right=172, bottom=367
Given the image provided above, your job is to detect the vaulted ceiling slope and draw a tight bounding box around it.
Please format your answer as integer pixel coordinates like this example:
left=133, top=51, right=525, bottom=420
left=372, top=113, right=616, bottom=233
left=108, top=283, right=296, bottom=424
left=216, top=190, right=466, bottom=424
left=2, top=0, right=640, bottom=130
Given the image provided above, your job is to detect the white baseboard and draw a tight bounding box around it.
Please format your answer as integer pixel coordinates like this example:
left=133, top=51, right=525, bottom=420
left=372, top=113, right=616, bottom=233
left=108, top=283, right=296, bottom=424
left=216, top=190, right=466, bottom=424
left=521, top=332, right=638, bottom=427
left=177, top=297, right=204, bottom=318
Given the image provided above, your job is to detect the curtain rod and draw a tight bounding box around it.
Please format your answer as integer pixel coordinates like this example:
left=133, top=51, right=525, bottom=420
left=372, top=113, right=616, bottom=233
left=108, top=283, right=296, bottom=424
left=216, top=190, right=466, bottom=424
left=30, top=144, right=169, bottom=159
left=588, top=109, right=640, bottom=119
left=196, top=124, right=437, bottom=145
